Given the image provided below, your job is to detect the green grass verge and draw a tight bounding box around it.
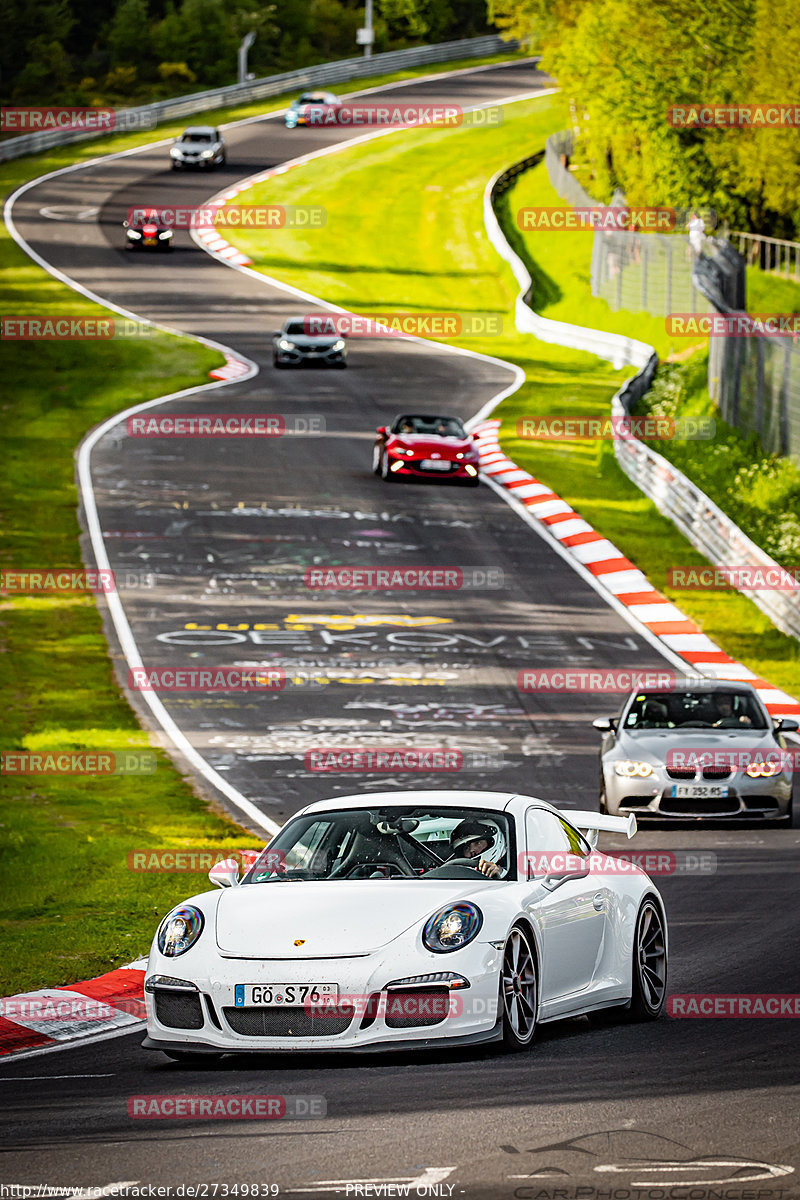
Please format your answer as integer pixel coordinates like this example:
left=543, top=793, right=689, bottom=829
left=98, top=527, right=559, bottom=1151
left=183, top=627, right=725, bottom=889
left=224, top=93, right=799, bottom=700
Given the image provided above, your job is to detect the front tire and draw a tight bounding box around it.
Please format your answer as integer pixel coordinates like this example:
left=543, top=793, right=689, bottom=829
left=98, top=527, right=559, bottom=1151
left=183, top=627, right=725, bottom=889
left=379, top=450, right=393, bottom=482
left=499, top=925, right=537, bottom=1051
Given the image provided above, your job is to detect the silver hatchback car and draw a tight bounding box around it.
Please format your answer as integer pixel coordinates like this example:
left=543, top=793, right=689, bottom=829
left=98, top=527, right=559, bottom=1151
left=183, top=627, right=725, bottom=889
left=594, top=679, right=797, bottom=823
left=170, top=126, right=226, bottom=169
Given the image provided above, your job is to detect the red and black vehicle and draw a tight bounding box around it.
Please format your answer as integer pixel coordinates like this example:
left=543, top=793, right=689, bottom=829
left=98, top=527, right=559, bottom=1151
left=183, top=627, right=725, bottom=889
left=373, top=414, right=480, bottom=486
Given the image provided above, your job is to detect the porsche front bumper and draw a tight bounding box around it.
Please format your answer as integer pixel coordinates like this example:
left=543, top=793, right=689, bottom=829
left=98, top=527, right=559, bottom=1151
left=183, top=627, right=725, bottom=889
left=143, top=940, right=501, bottom=1054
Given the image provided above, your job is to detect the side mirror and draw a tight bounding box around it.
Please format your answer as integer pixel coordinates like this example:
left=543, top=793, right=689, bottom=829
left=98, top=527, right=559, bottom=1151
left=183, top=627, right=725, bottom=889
left=122, top=220, right=129, bottom=228
left=209, top=858, right=239, bottom=888
left=775, top=717, right=799, bottom=732
left=376, top=425, right=388, bottom=435
left=592, top=716, right=616, bottom=732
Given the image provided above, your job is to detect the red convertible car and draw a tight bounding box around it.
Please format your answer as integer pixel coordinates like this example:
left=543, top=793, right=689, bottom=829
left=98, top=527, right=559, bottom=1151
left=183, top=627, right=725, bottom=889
left=373, top=414, right=480, bottom=486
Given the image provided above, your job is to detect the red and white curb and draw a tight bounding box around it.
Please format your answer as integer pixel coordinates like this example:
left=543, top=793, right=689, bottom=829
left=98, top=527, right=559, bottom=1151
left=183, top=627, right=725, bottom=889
left=0, top=961, right=146, bottom=1057
left=209, top=352, right=251, bottom=381
left=472, top=419, right=800, bottom=719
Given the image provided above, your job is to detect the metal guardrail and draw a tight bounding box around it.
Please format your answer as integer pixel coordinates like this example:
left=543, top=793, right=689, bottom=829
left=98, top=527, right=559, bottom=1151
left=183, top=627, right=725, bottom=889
left=612, top=382, right=800, bottom=641
left=0, top=35, right=514, bottom=163
left=490, top=145, right=800, bottom=642
left=730, top=230, right=800, bottom=280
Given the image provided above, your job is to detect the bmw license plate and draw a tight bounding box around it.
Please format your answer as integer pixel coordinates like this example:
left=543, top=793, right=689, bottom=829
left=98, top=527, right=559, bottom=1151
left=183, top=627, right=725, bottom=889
left=420, top=460, right=451, bottom=471
left=670, top=784, right=729, bottom=798
left=235, top=983, right=338, bottom=1007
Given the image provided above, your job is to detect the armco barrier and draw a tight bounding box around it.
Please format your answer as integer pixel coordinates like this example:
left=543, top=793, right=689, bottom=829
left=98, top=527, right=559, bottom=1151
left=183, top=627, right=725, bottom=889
left=612, top=384, right=800, bottom=641
left=489, top=147, right=800, bottom=643
left=0, top=36, right=515, bottom=163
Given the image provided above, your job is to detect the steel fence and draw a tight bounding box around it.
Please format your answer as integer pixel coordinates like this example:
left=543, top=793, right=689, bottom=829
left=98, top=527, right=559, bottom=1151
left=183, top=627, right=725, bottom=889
left=0, top=35, right=515, bottom=163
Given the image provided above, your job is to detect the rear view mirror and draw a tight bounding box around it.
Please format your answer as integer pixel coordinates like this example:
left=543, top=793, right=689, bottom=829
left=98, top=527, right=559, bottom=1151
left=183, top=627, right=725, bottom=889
left=122, top=220, right=129, bottom=228
left=209, top=858, right=239, bottom=888
left=775, top=717, right=799, bottom=732
left=376, top=425, right=388, bottom=435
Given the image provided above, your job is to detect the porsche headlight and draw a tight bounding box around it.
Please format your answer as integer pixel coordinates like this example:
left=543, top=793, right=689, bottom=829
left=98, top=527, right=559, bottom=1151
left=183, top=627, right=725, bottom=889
left=126, top=229, right=142, bottom=240
left=423, top=903, right=482, bottom=953
left=158, top=229, right=173, bottom=239
left=157, top=905, right=204, bottom=957
left=614, top=760, right=654, bottom=778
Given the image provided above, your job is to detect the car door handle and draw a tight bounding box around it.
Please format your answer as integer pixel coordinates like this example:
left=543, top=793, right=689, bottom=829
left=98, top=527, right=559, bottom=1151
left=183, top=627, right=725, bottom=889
left=593, top=893, right=605, bottom=911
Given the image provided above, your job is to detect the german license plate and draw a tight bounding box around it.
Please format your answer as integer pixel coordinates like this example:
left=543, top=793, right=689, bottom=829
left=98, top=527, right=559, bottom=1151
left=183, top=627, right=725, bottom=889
left=234, top=983, right=338, bottom=1007
left=144, top=237, right=156, bottom=245
left=670, top=784, right=729, bottom=798
left=420, top=460, right=450, bottom=471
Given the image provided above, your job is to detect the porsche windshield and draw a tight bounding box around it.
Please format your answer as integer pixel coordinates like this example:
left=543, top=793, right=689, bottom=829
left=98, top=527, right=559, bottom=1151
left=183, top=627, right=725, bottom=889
left=623, top=689, right=767, bottom=730
left=244, top=807, right=514, bottom=882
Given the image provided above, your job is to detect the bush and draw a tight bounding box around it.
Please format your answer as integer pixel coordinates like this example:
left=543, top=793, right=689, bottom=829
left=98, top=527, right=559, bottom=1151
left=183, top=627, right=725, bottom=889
left=157, top=61, right=197, bottom=86
left=104, top=65, right=138, bottom=94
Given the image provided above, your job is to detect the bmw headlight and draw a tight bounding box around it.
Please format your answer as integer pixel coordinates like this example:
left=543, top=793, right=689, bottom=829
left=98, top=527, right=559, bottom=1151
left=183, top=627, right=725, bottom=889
left=278, top=339, right=294, bottom=351
left=332, top=339, right=346, bottom=351
left=158, top=229, right=173, bottom=239
left=201, top=149, right=215, bottom=158
left=745, top=761, right=782, bottom=778
left=614, top=760, right=654, bottom=778
left=170, top=147, right=181, bottom=157
left=126, top=229, right=142, bottom=240
left=157, top=905, right=204, bottom=957
left=423, top=903, right=482, bottom=953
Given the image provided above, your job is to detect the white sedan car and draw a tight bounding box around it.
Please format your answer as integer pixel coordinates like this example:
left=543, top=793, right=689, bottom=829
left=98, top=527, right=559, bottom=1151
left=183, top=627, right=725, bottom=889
left=142, top=791, right=668, bottom=1059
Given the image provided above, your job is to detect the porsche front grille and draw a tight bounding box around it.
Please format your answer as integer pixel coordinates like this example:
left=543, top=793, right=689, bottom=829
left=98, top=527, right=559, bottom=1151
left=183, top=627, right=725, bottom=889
left=223, top=1005, right=353, bottom=1037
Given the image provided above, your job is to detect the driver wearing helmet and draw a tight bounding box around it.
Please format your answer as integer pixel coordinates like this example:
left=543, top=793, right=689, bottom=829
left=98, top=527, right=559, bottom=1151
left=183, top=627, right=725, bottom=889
left=448, top=819, right=500, bottom=878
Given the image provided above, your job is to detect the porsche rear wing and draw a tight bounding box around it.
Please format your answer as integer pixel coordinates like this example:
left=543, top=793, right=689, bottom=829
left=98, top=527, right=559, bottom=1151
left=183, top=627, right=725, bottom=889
left=561, top=810, right=637, bottom=848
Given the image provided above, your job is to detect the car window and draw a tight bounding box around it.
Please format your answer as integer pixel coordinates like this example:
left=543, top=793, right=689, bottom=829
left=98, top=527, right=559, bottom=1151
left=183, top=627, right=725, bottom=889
left=623, top=690, right=766, bottom=730
left=391, top=415, right=466, bottom=437
left=244, top=807, right=514, bottom=882
left=284, top=321, right=307, bottom=335
left=525, top=808, right=590, bottom=878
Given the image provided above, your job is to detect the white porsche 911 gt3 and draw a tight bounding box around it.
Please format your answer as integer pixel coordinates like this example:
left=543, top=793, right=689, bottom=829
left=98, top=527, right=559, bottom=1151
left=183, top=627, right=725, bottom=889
left=142, top=791, right=668, bottom=1059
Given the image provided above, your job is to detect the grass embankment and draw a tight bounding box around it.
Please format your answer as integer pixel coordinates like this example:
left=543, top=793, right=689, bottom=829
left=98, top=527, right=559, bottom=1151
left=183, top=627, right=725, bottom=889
left=225, top=93, right=799, bottom=698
